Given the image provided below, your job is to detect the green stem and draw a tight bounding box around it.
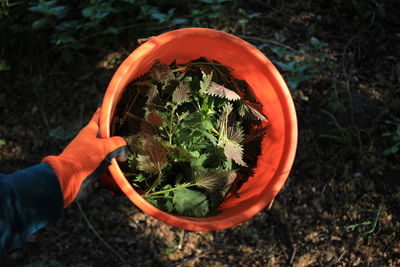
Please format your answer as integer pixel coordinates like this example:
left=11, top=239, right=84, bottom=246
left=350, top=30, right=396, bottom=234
left=145, top=171, right=163, bottom=195
left=144, top=183, right=197, bottom=197
left=171, top=67, right=187, bottom=72
left=146, top=195, right=173, bottom=199
left=210, top=126, right=220, bottom=136
left=177, top=61, right=227, bottom=68
left=167, top=105, right=177, bottom=145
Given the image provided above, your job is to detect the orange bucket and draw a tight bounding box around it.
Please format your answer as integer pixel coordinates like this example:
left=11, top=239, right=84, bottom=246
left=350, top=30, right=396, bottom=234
left=99, top=28, right=297, bottom=231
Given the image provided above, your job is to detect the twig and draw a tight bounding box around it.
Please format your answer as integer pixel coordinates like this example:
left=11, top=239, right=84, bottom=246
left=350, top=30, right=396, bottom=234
left=177, top=229, right=185, bottom=250
left=137, top=36, right=155, bottom=44
left=125, top=111, right=143, bottom=122
left=177, top=251, right=210, bottom=266
left=76, top=201, right=128, bottom=264
left=120, top=89, right=139, bottom=126
left=289, top=245, right=297, bottom=265
left=251, top=0, right=289, bottom=16
left=238, top=35, right=297, bottom=53
left=326, top=250, right=346, bottom=266
left=32, top=90, right=51, bottom=132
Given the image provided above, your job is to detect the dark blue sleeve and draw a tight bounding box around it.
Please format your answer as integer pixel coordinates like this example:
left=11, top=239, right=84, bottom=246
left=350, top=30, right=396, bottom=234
left=0, top=163, right=64, bottom=253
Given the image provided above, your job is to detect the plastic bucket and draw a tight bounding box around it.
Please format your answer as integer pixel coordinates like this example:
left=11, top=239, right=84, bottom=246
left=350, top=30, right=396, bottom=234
left=99, top=28, right=297, bottom=231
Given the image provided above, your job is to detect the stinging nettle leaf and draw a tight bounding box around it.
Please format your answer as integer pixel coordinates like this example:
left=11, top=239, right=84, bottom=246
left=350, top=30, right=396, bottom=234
left=146, top=84, right=159, bottom=103
left=149, top=61, right=175, bottom=85
left=195, top=170, right=233, bottom=191
left=239, top=102, right=267, bottom=121
left=206, top=82, right=241, bottom=101
left=219, top=138, right=247, bottom=167
left=172, top=82, right=191, bottom=104
left=177, top=111, right=189, bottom=122
left=173, top=187, right=209, bottom=217
left=227, top=125, right=244, bottom=144
left=146, top=109, right=163, bottom=126
left=140, top=121, right=157, bottom=136
left=191, top=153, right=209, bottom=168
left=137, top=137, right=167, bottom=173
left=199, top=71, right=213, bottom=95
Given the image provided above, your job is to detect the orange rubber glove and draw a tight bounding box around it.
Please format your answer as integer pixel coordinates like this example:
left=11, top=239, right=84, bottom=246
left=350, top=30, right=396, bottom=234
left=42, top=108, right=127, bottom=208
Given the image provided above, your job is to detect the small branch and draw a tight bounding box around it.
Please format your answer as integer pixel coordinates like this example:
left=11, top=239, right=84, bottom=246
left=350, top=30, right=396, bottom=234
left=250, top=0, right=289, bottom=16
left=238, top=35, right=297, bottom=53
left=289, top=245, right=297, bottom=265
left=120, top=89, right=139, bottom=126
left=76, top=201, right=128, bottom=264
left=177, top=229, right=185, bottom=250
left=144, top=183, right=195, bottom=197
left=178, top=251, right=210, bottom=266
left=125, top=111, right=143, bottom=122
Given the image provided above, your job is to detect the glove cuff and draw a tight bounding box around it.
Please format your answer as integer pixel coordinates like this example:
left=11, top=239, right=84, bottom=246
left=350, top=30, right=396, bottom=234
left=42, top=155, right=83, bottom=208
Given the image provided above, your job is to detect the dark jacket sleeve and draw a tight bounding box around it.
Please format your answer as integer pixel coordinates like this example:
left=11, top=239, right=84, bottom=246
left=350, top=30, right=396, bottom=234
left=0, top=163, right=64, bottom=253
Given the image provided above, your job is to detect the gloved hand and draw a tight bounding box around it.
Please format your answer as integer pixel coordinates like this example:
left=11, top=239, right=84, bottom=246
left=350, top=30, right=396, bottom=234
left=42, top=108, right=127, bottom=208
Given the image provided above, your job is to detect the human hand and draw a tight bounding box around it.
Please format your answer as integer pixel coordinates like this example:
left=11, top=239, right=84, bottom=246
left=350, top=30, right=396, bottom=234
left=42, top=108, right=127, bottom=207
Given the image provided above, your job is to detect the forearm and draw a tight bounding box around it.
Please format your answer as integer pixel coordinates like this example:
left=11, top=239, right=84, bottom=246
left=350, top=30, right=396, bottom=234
left=0, top=163, right=64, bottom=253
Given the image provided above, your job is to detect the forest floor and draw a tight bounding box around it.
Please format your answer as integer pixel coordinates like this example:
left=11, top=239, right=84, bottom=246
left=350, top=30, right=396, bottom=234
left=1, top=1, right=399, bottom=266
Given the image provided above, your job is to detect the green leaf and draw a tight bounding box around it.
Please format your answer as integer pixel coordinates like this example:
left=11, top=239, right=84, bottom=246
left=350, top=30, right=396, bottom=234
left=51, top=32, right=76, bottom=45
left=0, top=60, right=10, bottom=72
left=82, top=7, right=95, bottom=18
left=0, top=139, right=5, bottom=147
left=183, top=112, right=203, bottom=126
left=32, top=18, right=47, bottom=29
left=147, top=198, right=159, bottom=207
left=310, top=37, right=328, bottom=49
left=133, top=173, right=145, bottom=182
left=173, top=188, right=209, bottom=217
left=167, top=145, right=193, bottom=162
left=191, top=153, right=208, bottom=168
left=199, top=71, right=213, bottom=95
left=202, top=130, right=218, bottom=144
left=177, top=111, right=189, bottom=122
left=165, top=200, right=174, bottom=212
left=201, top=120, right=214, bottom=131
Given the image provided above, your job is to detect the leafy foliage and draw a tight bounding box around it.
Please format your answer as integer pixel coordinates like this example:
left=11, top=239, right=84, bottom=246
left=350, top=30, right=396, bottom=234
left=114, top=58, right=268, bottom=217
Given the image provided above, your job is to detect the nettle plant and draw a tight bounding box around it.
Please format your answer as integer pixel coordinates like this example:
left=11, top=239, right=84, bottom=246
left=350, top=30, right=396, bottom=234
left=113, top=58, right=268, bottom=217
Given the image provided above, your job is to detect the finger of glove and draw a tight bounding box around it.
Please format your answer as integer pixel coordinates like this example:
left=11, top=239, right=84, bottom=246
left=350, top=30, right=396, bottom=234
left=80, top=108, right=101, bottom=137
left=102, top=136, right=128, bottom=161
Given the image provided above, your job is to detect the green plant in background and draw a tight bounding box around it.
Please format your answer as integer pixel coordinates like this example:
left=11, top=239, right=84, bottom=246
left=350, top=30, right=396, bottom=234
left=319, top=109, right=362, bottom=152
left=0, top=59, right=10, bottom=71
left=49, top=126, right=78, bottom=141
left=268, top=37, right=331, bottom=92
left=382, top=117, right=400, bottom=155
left=346, top=207, right=381, bottom=235
left=0, top=0, right=233, bottom=69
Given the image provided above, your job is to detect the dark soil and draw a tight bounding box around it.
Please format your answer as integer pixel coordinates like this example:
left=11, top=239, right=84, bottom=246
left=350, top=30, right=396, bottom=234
left=1, top=1, right=400, bottom=266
